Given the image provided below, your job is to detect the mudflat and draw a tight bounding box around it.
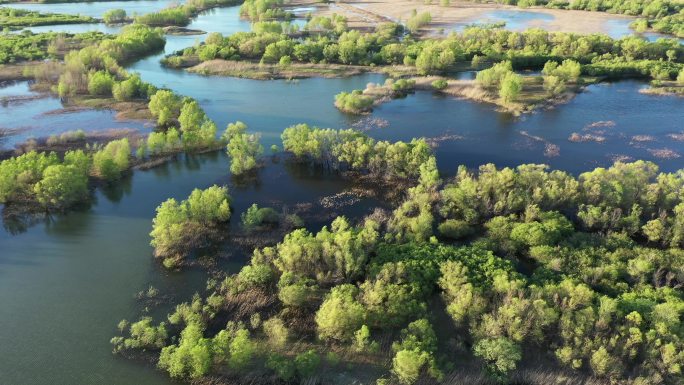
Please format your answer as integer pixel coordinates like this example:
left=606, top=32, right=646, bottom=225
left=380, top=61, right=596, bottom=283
left=303, top=0, right=635, bottom=34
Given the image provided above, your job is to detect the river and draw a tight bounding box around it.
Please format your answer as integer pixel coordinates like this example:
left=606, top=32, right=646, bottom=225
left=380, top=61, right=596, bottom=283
left=0, top=3, right=683, bottom=385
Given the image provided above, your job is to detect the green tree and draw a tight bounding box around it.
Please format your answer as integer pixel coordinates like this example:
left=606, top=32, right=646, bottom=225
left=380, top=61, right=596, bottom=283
left=315, top=284, right=365, bottom=342
left=150, top=185, right=232, bottom=264
left=103, top=9, right=127, bottom=24
left=33, top=164, right=88, bottom=208
left=91, top=138, right=130, bottom=181
left=88, top=71, right=114, bottom=96
left=474, top=337, right=522, bottom=379
left=295, top=349, right=321, bottom=379
left=149, top=90, right=182, bottom=126
left=225, top=122, right=263, bottom=175
left=499, top=72, right=523, bottom=103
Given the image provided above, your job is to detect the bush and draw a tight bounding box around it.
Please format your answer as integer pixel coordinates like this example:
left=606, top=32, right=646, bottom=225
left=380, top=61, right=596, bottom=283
left=476, top=61, right=513, bottom=87
left=262, top=317, right=288, bottom=348
left=150, top=185, right=232, bottom=263
left=266, top=354, right=296, bottom=381
left=149, top=90, right=183, bottom=126
left=33, top=163, right=89, bottom=208
left=431, top=79, right=448, bottom=90
left=91, top=138, right=130, bottom=181
left=87, top=71, right=114, bottom=96
left=225, top=121, right=263, bottom=175
left=241, top=203, right=279, bottom=230
left=498, top=72, right=523, bottom=103
left=438, top=219, right=474, bottom=239
left=294, top=349, right=321, bottom=379
left=103, top=9, right=127, bottom=24
left=315, top=284, right=365, bottom=341
left=474, top=337, right=522, bottom=379
left=112, top=74, right=149, bottom=101
left=334, top=90, right=374, bottom=113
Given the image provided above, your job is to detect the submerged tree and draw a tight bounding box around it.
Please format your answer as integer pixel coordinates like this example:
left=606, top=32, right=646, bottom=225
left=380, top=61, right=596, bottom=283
left=224, top=121, right=263, bottom=175
left=150, top=185, right=231, bottom=267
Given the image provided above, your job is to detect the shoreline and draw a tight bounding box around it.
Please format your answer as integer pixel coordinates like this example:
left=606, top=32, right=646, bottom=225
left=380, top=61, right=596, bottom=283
left=309, top=0, right=639, bottom=36
left=186, top=59, right=418, bottom=80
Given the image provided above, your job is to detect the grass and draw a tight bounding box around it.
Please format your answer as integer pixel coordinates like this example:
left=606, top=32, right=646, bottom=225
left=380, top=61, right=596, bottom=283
left=437, top=74, right=599, bottom=115
left=188, top=59, right=375, bottom=80
left=641, top=81, right=684, bottom=96
left=68, top=96, right=153, bottom=120
left=0, top=6, right=95, bottom=29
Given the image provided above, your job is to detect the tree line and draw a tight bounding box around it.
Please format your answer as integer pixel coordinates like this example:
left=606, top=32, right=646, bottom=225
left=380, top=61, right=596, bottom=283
left=164, top=19, right=683, bottom=82
left=0, top=6, right=95, bottom=30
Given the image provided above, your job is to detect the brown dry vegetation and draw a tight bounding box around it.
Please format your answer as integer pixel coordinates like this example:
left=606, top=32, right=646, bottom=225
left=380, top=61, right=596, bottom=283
left=640, top=81, right=684, bottom=96
left=0, top=62, right=42, bottom=82
left=309, top=0, right=637, bottom=35
left=360, top=74, right=591, bottom=115
left=0, top=127, right=144, bottom=159
left=188, top=59, right=417, bottom=79
left=67, top=96, right=154, bottom=120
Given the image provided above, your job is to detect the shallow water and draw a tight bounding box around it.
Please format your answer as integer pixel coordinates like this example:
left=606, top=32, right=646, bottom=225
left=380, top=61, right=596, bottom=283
left=0, top=81, right=150, bottom=148
left=603, top=18, right=684, bottom=43
left=447, top=8, right=683, bottom=43
left=1, top=3, right=684, bottom=385
left=368, top=80, right=684, bottom=175
left=3, top=0, right=177, bottom=18
left=18, top=22, right=124, bottom=34
left=451, top=9, right=555, bottom=33
left=0, top=149, right=385, bottom=385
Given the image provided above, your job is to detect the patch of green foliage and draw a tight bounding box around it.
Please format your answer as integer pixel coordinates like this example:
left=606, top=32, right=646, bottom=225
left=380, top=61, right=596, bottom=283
left=0, top=7, right=95, bottom=29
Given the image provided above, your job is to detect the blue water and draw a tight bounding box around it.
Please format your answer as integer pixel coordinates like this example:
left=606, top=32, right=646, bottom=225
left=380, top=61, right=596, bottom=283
left=1, top=4, right=683, bottom=385
left=451, top=10, right=555, bottom=32
left=3, top=0, right=177, bottom=18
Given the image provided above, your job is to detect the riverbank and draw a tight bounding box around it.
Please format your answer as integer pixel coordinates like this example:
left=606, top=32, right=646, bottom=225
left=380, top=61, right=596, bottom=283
left=437, top=75, right=594, bottom=115
left=307, top=0, right=638, bottom=35
left=66, top=96, right=153, bottom=120
left=186, top=59, right=418, bottom=80
left=0, top=62, right=40, bottom=81
left=336, top=75, right=595, bottom=115
left=641, top=81, right=684, bottom=97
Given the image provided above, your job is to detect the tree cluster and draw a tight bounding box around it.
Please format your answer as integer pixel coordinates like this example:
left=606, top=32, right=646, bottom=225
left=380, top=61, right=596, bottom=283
left=150, top=185, right=232, bottom=267
left=0, top=138, right=131, bottom=210
left=281, top=124, right=434, bottom=180
left=164, top=22, right=683, bottom=81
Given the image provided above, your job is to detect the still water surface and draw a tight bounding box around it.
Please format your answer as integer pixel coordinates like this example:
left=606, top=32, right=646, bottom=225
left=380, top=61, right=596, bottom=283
left=1, top=4, right=683, bottom=385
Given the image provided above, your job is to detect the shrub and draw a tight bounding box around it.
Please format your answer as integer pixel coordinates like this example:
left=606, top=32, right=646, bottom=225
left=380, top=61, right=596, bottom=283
left=91, top=138, right=130, bottom=181
left=438, top=219, right=474, bottom=239
left=431, top=79, right=448, bottom=90
left=334, top=90, right=374, bottom=113
left=103, top=9, right=127, bottom=24
left=87, top=71, right=114, bottom=96
left=241, top=204, right=279, bottom=230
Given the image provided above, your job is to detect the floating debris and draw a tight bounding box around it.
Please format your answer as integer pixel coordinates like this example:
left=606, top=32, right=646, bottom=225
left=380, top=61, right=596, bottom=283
left=568, top=132, right=606, bottom=143
left=519, top=131, right=560, bottom=158
left=609, top=154, right=634, bottom=163
left=544, top=144, right=560, bottom=158
left=319, top=190, right=363, bottom=209
left=585, top=120, right=616, bottom=129
left=631, top=135, right=656, bottom=143
left=425, top=133, right=465, bottom=148
left=667, top=132, right=684, bottom=141
left=647, top=148, right=681, bottom=159
left=351, top=117, right=389, bottom=131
